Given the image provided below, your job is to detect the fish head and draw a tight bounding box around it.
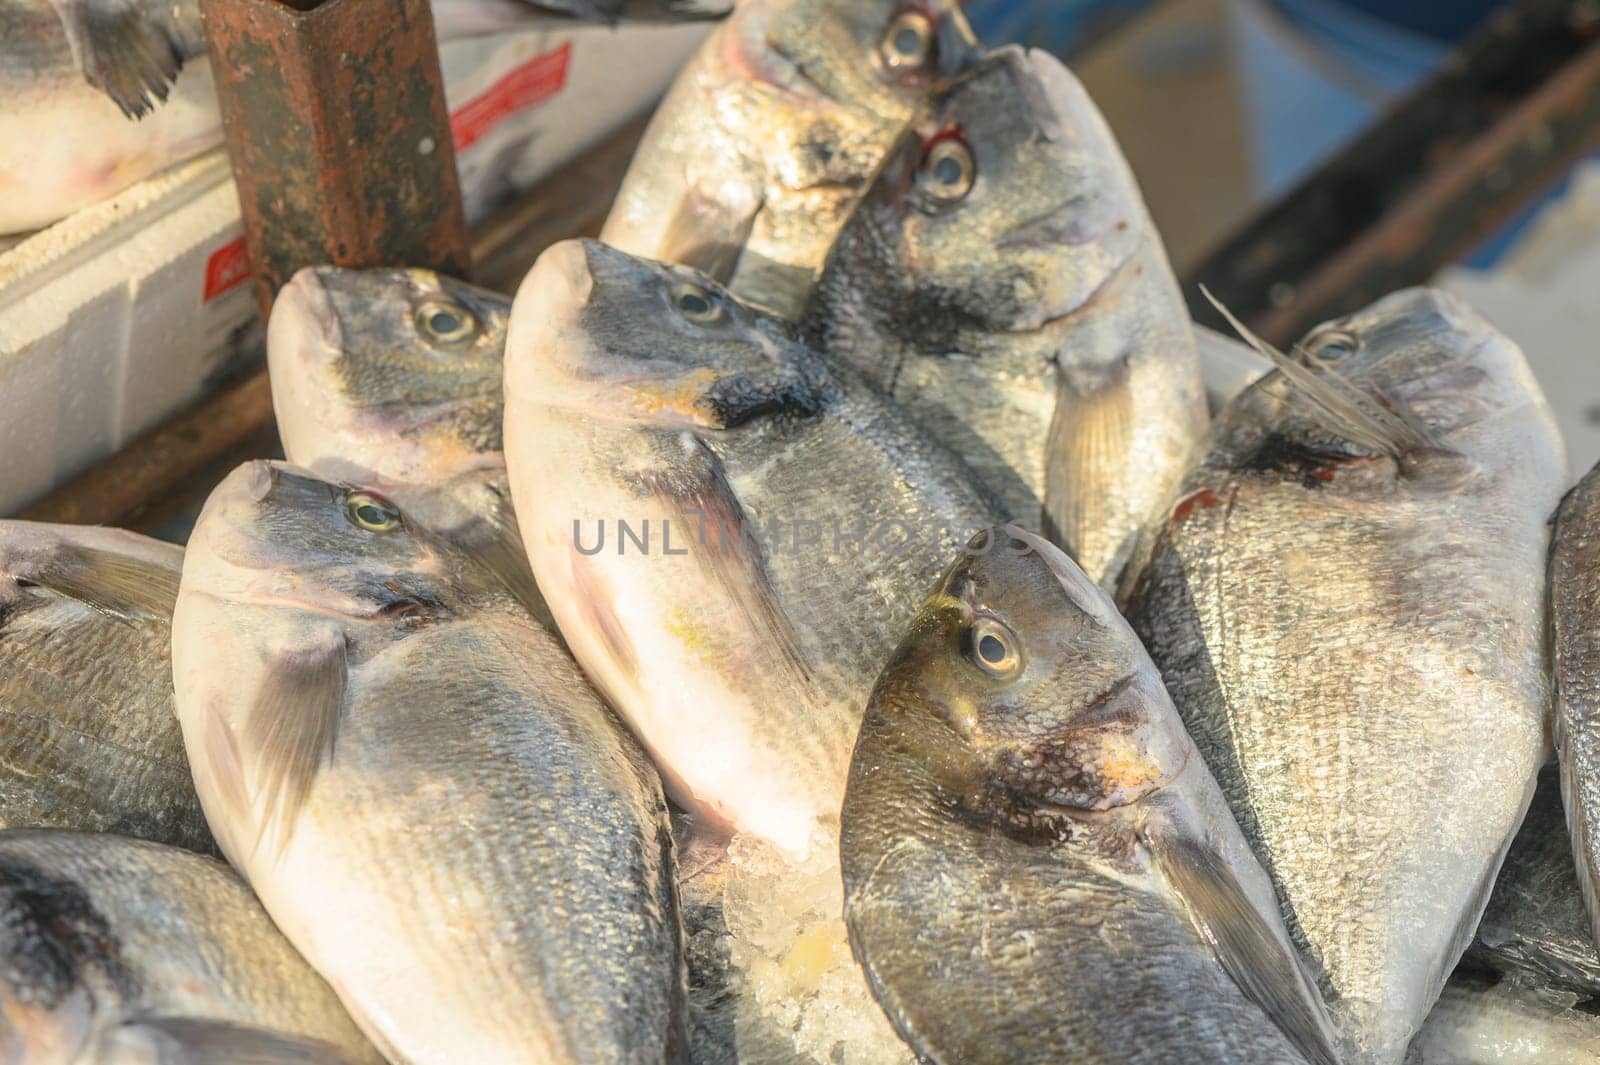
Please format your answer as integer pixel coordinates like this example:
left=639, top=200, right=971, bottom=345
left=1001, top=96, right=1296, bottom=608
left=737, top=0, right=978, bottom=112
left=869, top=525, right=1183, bottom=820
left=1222, top=287, right=1564, bottom=483
left=1296, top=288, right=1549, bottom=439
left=506, top=238, right=830, bottom=430
left=184, top=461, right=489, bottom=624
left=824, top=47, right=1143, bottom=341
left=268, top=266, right=508, bottom=486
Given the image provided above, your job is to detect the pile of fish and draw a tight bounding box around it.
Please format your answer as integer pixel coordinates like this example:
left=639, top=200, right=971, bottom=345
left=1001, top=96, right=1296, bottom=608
left=4, top=2, right=1600, bottom=1063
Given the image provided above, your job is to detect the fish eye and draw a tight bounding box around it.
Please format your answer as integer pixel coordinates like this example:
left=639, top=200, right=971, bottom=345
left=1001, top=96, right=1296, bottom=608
left=880, top=8, right=934, bottom=72
left=345, top=491, right=402, bottom=533
left=1304, top=328, right=1359, bottom=362
left=916, top=136, right=975, bottom=209
left=967, top=616, right=1021, bottom=678
left=671, top=283, right=723, bottom=324
left=415, top=299, right=479, bottom=345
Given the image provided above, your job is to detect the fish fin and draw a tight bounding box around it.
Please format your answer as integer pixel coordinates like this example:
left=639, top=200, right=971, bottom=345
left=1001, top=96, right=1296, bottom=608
left=1201, top=287, right=1438, bottom=459
left=642, top=438, right=815, bottom=692
left=96, top=1017, right=360, bottom=1064
left=204, top=704, right=252, bottom=827
left=473, top=489, right=556, bottom=630
left=50, top=0, right=207, bottom=119
left=1043, top=366, right=1138, bottom=590
left=658, top=188, right=758, bottom=285
left=244, top=633, right=347, bottom=861
left=1149, top=830, right=1343, bottom=1065
left=16, top=544, right=180, bottom=622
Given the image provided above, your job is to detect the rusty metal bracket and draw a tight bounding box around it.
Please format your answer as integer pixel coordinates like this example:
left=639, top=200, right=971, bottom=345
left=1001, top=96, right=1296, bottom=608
left=1186, top=0, right=1600, bottom=346
left=201, top=0, right=471, bottom=318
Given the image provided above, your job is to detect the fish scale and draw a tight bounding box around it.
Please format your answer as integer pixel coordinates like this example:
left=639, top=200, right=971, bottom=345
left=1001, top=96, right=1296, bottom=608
left=0, top=522, right=213, bottom=854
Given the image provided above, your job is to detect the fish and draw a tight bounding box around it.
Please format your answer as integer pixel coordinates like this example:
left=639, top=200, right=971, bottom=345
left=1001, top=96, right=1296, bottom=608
left=1121, top=288, right=1566, bottom=1062
left=600, top=0, right=979, bottom=318
left=267, top=265, right=550, bottom=628
left=171, top=461, right=687, bottom=1065
left=504, top=237, right=1003, bottom=1062
left=503, top=236, right=1003, bottom=858
left=801, top=46, right=1207, bottom=588
left=0, top=520, right=213, bottom=854
left=840, top=525, right=1340, bottom=1064
left=0, top=0, right=726, bottom=235
left=1408, top=966, right=1600, bottom=1065
left=0, top=828, right=381, bottom=1064
left=1552, top=456, right=1600, bottom=972
left=1469, top=764, right=1600, bottom=997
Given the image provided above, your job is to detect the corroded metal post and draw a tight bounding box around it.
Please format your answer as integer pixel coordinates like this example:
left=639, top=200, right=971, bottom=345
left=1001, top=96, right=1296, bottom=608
left=200, top=0, right=471, bottom=318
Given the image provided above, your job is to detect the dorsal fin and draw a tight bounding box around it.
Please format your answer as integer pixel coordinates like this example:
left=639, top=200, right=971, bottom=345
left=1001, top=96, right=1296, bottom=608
left=1202, top=287, right=1439, bottom=459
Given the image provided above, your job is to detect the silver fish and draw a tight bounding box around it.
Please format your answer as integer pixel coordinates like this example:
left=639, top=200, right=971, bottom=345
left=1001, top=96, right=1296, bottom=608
left=503, top=236, right=1002, bottom=857
left=1409, top=969, right=1600, bottom=1065
left=1122, top=288, right=1566, bottom=1062
left=1552, top=457, right=1600, bottom=971
left=267, top=265, right=550, bottom=628
left=802, top=46, right=1207, bottom=588
left=840, top=526, right=1339, bottom=1064
left=172, top=461, right=686, bottom=1064
left=1469, top=764, right=1600, bottom=997
left=0, top=520, right=212, bottom=853
left=0, top=828, right=380, bottom=1064
left=600, top=0, right=978, bottom=318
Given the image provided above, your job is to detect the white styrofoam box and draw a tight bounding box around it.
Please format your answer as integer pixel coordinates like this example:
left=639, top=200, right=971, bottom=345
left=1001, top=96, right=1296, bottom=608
left=0, top=21, right=709, bottom=516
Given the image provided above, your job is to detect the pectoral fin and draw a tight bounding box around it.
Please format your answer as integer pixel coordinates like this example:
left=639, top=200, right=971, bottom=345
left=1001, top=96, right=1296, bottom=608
left=245, top=632, right=347, bottom=860
left=96, top=1017, right=362, bottom=1064
left=639, top=436, right=814, bottom=692
left=50, top=0, right=207, bottom=119
left=472, top=489, right=556, bottom=631
left=658, top=187, right=758, bottom=285
left=1149, top=830, right=1342, bottom=1065
left=1043, top=371, right=1137, bottom=589
left=15, top=544, right=180, bottom=622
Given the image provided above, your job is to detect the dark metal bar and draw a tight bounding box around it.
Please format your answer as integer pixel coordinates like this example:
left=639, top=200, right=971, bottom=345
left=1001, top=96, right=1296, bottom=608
left=200, top=0, right=471, bottom=318
left=1185, top=0, right=1600, bottom=346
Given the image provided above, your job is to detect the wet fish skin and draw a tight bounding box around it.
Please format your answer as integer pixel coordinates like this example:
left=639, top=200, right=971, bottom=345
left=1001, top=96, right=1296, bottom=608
left=1123, top=288, right=1566, bottom=1063
left=0, top=520, right=213, bottom=854
left=0, top=828, right=379, bottom=1064
left=601, top=0, right=979, bottom=318
left=172, top=460, right=687, bottom=1064
left=1409, top=967, right=1600, bottom=1065
left=802, top=45, right=1206, bottom=588
left=1469, top=764, right=1600, bottom=997
left=1552, top=457, right=1600, bottom=969
left=841, top=527, right=1338, bottom=1064
left=503, top=237, right=1003, bottom=858
left=266, top=266, right=552, bottom=627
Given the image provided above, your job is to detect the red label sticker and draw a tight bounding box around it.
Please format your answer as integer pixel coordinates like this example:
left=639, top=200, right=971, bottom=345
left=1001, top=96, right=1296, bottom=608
left=450, top=41, right=573, bottom=152
left=203, top=236, right=251, bottom=302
